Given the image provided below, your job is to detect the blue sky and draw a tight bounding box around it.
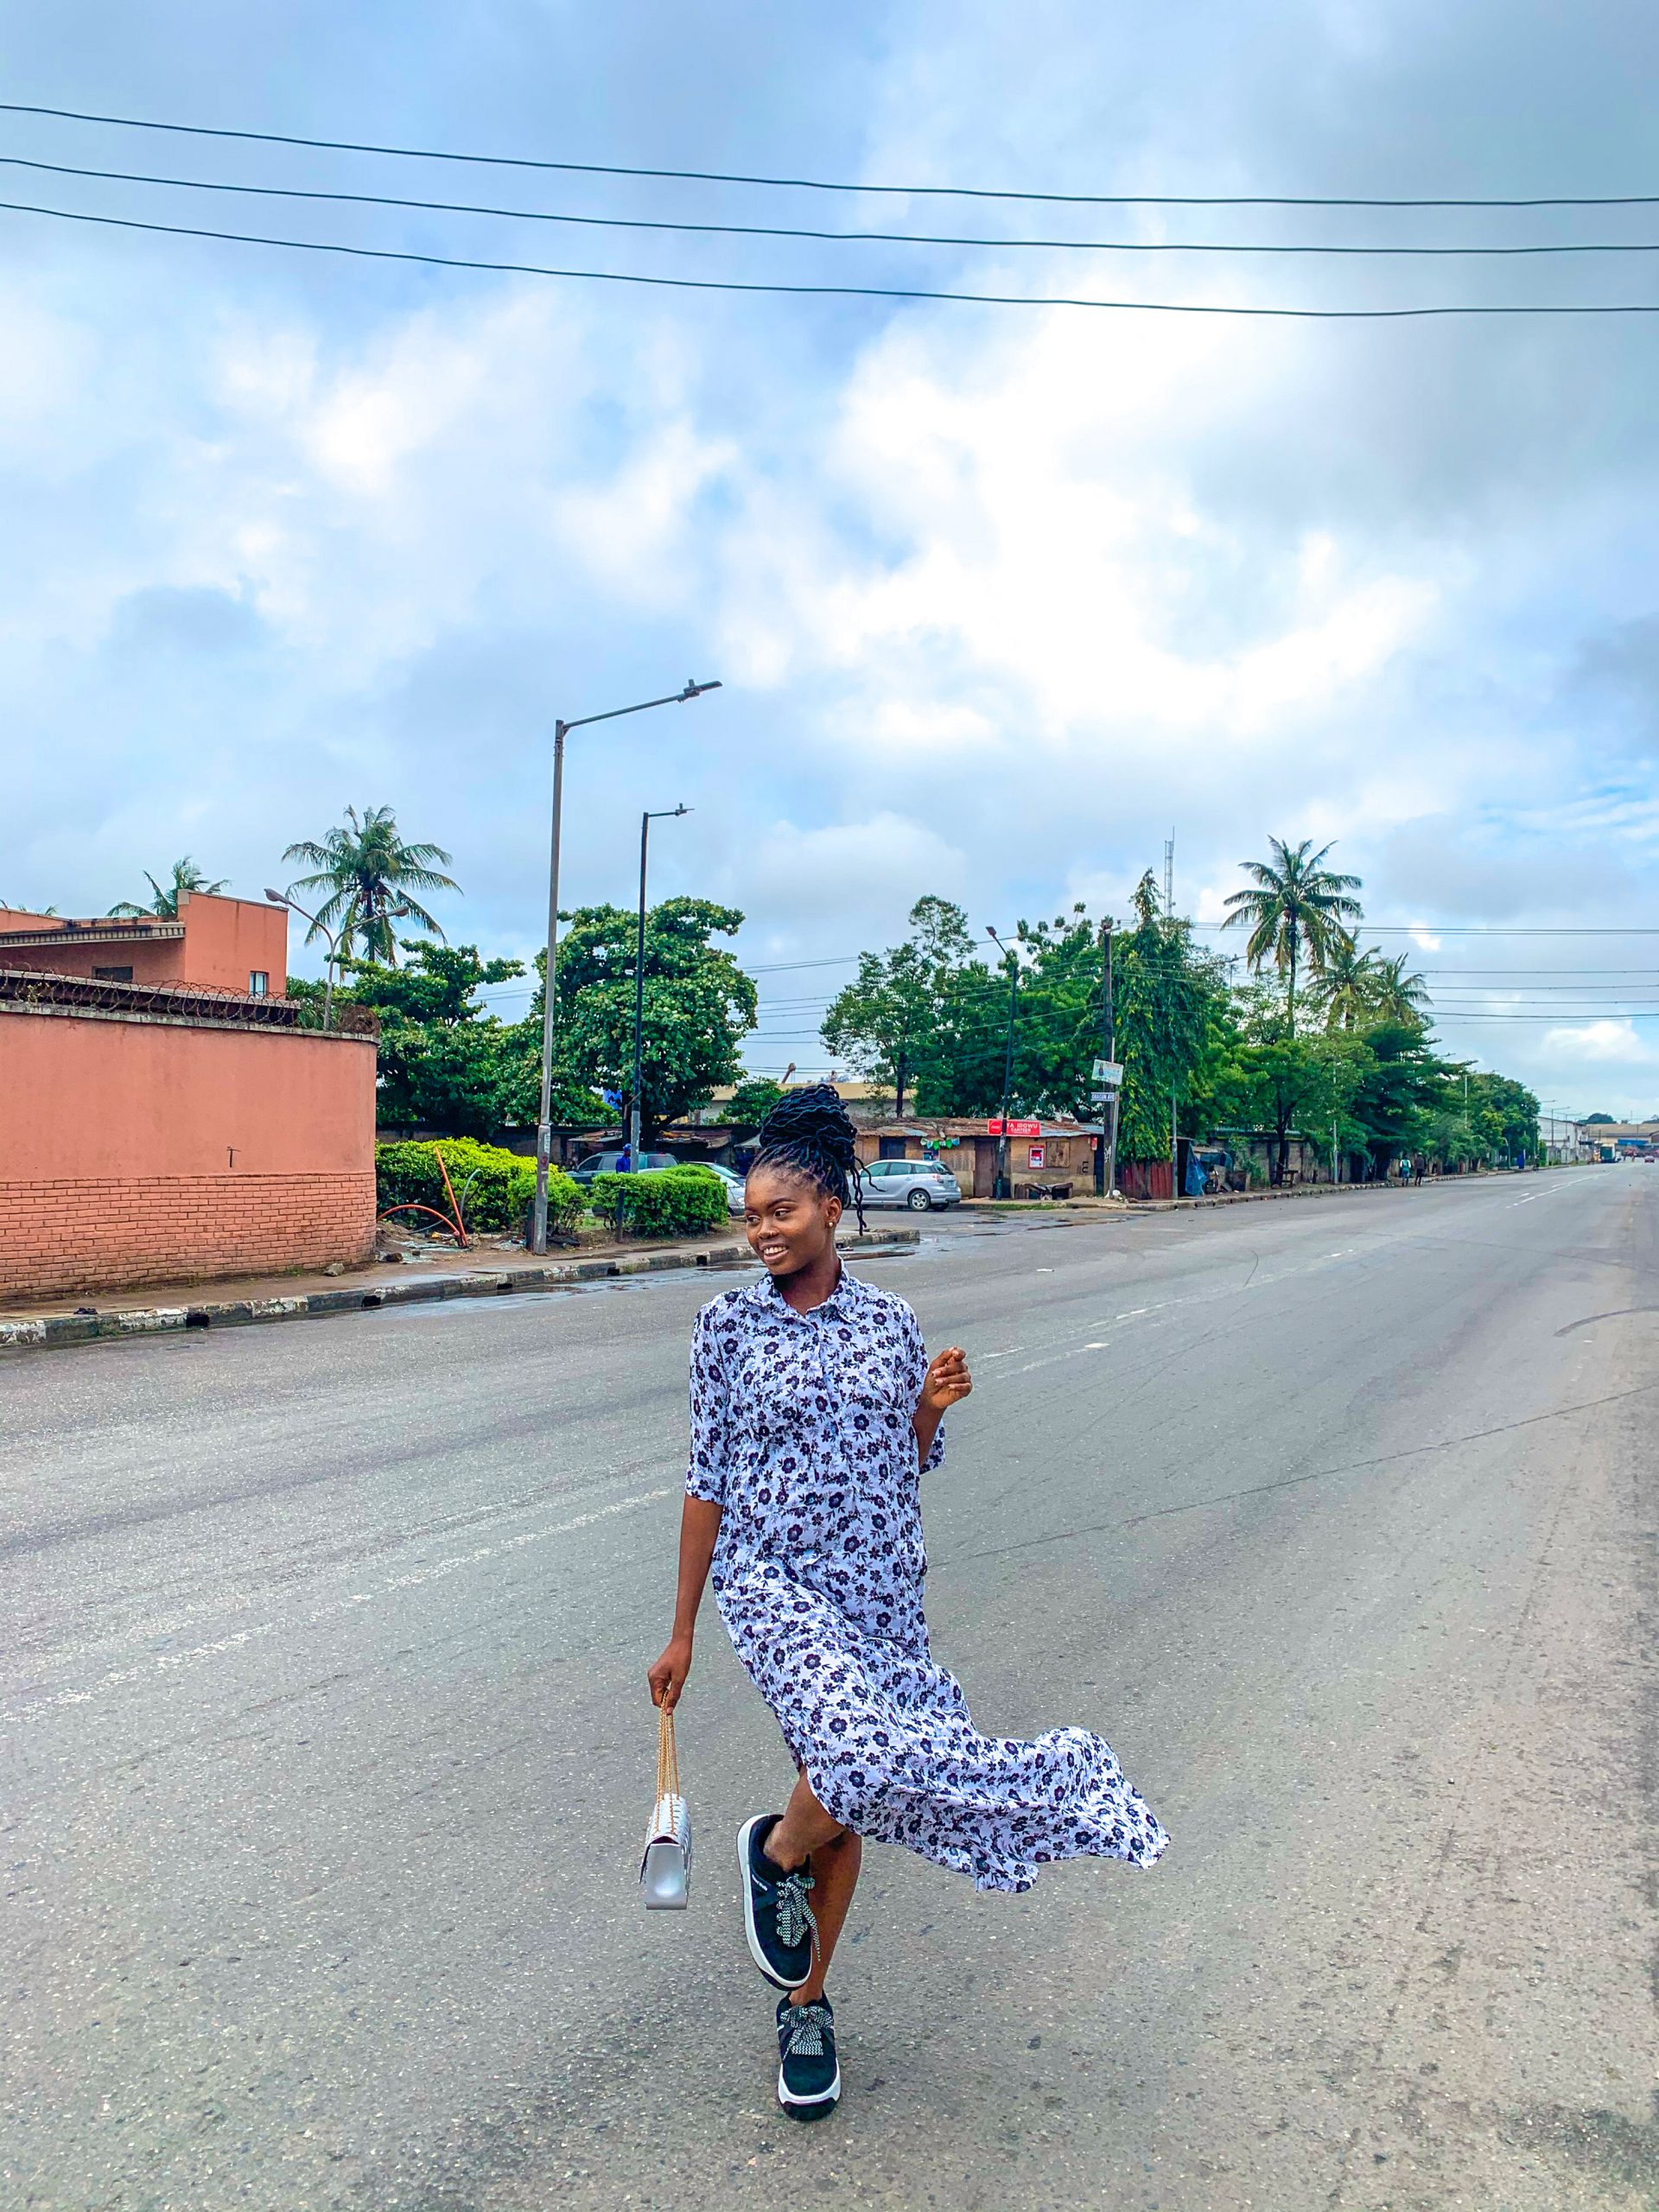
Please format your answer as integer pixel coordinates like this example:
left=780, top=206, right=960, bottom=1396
left=4, top=3, right=1659, bottom=1115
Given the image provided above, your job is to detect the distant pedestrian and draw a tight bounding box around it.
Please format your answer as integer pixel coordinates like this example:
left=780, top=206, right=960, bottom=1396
left=649, top=1085, right=1166, bottom=2122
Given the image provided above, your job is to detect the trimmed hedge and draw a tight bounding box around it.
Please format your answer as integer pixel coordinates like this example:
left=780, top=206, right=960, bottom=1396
left=588, top=1165, right=729, bottom=1237
left=376, top=1138, right=582, bottom=1235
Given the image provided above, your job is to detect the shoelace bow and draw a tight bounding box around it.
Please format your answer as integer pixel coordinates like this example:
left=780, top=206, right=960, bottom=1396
left=782, top=2000, right=831, bottom=2056
left=774, top=1866, right=817, bottom=1953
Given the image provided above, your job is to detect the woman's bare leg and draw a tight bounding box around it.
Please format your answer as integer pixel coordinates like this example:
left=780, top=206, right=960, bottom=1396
left=791, top=1828, right=861, bottom=2004
left=764, top=1769, right=863, bottom=2004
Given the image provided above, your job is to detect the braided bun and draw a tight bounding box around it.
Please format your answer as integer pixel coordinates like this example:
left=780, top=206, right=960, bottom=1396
left=751, top=1083, right=865, bottom=1230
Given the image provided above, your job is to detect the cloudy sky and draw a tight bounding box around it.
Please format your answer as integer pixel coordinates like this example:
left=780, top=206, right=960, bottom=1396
left=4, top=3, right=1658, bottom=1115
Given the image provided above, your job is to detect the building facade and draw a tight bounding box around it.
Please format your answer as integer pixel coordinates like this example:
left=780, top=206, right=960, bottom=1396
left=0, top=896, right=378, bottom=1302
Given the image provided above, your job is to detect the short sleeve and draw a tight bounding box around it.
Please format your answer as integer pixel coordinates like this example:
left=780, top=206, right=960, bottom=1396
left=899, top=1300, right=945, bottom=1472
left=684, top=1304, right=733, bottom=1503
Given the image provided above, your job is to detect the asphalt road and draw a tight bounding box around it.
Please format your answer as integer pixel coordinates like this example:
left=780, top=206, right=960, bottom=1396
left=3, top=1173, right=1656, bottom=2212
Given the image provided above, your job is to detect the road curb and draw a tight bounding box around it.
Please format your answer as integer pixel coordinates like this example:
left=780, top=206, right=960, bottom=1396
left=1131, top=1180, right=1427, bottom=1212
left=0, top=1230, right=922, bottom=1355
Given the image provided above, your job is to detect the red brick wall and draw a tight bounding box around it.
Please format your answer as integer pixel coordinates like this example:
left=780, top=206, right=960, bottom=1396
left=0, top=1174, right=378, bottom=1299
left=0, top=1004, right=377, bottom=1301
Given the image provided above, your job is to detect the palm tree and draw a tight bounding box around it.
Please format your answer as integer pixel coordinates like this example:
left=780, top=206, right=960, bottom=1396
left=282, top=805, right=460, bottom=966
left=109, top=857, right=227, bottom=919
left=1222, top=836, right=1363, bottom=1033
left=1372, top=951, right=1431, bottom=1027
left=1312, top=935, right=1379, bottom=1032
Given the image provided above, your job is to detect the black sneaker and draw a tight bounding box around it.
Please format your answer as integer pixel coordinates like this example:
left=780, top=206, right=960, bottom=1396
left=777, top=1994, right=840, bottom=2120
left=736, top=1814, right=816, bottom=1990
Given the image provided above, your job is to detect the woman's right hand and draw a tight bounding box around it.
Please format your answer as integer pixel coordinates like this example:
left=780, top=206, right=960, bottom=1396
left=648, top=1633, right=694, bottom=1710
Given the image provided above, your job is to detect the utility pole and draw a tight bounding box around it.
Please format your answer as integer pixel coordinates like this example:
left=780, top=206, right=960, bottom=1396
left=1095, top=917, right=1116, bottom=1198
left=987, top=926, right=1019, bottom=1200
left=530, top=679, right=720, bottom=1253
left=629, top=804, right=690, bottom=1173
left=1171, top=1084, right=1179, bottom=1196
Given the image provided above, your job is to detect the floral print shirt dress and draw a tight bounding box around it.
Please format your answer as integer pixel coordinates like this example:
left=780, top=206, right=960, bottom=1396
left=686, top=1268, right=1167, bottom=1892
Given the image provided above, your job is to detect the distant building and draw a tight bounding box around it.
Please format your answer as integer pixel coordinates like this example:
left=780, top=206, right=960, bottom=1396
left=1581, top=1120, right=1659, bottom=1161
left=0, top=891, right=289, bottom=998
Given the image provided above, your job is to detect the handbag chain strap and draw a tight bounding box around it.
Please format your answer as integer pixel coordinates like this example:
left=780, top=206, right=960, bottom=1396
left=656, top=1701, right=680, bottom=1802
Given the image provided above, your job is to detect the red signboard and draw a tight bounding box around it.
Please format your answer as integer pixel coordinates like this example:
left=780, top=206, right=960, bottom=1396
left=988, top=1117, right=1041, bottom=1137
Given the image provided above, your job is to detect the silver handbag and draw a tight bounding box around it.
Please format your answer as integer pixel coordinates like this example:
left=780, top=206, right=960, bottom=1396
left=640, top=1703, right=692, bottom=1910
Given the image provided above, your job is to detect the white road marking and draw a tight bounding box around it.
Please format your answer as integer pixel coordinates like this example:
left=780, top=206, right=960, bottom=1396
left=3, top=1485, right=675, bottom=1727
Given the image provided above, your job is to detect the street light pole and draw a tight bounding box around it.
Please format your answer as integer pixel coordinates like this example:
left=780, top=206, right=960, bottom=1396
left=1095, top=917, right=1117, bottom=1198
left=264, top=889, right=346, bottom=1030
left=531, top=680, right=720, bottom=1253
left=987, top=926, right=1019, bottom=1201
left=630, top=804, right=690, bottom=1173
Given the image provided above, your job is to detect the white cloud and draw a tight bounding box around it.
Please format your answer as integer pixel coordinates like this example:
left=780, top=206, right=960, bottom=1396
left=1540, top=1020, right=1659, bottom=1065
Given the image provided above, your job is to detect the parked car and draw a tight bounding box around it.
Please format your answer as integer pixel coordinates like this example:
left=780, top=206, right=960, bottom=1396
left=568, top=1148, right=679, bottom=1185
left=693, top=1161, right=747, bottom=1216
left=856, top=1158, right=963, bottom=1211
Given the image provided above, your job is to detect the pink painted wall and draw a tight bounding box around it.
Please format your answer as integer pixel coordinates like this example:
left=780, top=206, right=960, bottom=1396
left=1, top=1007, right=371, bottom=1180
left=0, top=1005, right=377, bottom=1297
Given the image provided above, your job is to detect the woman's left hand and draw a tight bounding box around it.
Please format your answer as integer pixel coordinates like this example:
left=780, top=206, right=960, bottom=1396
left=920, top=1345, right=972, bottom=1415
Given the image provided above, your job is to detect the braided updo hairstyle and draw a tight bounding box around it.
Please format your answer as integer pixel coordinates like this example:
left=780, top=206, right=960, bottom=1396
left=750, top=1082, right=866, bottom=1233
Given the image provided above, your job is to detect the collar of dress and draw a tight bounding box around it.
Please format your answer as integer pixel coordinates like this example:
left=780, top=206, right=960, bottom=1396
left=746, top=1265, right=866, bottom=1320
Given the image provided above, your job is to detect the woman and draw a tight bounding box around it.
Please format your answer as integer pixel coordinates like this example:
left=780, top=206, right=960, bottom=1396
left=649, top=1087, right=1166, bottom=2122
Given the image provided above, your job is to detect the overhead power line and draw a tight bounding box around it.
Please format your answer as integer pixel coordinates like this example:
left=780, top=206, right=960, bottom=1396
left=4, top=102, right=1656, bottom=210
left=1194, top=923, right=1659, bottom=935
left=6, top=198, right=1659, bottom=317
left=6, top=154, right=1659, bottom=257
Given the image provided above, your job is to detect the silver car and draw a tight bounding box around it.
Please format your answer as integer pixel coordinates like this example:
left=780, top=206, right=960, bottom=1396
left=856, top=1158, right=963, bottom=1211
left=696, top=1161, right=748, bottom=1216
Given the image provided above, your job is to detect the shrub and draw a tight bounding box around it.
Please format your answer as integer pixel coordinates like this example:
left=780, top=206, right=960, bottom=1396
left=588, top=1164, right=729, bottom=1237
left=375, top=1138, right=582, bottom=1236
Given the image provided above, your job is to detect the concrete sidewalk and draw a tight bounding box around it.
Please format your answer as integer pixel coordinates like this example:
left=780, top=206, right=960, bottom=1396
left=0, top=1226, right=923, bottom=1352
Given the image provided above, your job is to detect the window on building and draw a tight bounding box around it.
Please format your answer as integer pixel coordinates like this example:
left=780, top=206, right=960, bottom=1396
left=249, top=970, right=270, bottom=997
left=92, top=965, right=134, bottom=982
left=878, top=1136, right=907, bottom=1160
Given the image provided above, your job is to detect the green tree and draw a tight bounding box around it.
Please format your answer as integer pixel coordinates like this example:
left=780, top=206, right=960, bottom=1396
left=822, top=896, right=976, bottom=1116
left=1214, top=1000, right=1369, bottom=1185
left=894, top=894, right=1230, bottom=1149
left=543, top=896, right=757, bottom=1141
left=1310, top=936, right=1380, bottom=1033
left=1370, top=952, right=1432, bottom=1028
left=1112, top=904, right=1235, bottom=1160
left=1222, top=837, right=1363, bottom=1034
left=108, top=856, right=227, bottom=918
left=327, top=941, right=580, bottom=1136
left=1346, top=1020, right=1441, bottom=1174
left=726, top=1076, right=786, bottom=1136
left=1463, top=1070, right=1541, bottom=1164
left=282, top=805, right=460, bottom=965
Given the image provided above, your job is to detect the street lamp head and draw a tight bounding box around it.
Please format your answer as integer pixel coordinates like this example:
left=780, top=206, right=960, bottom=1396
left=264, top=889, right=289, bottom=905
left=677, top=679, right=721, bottom=702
